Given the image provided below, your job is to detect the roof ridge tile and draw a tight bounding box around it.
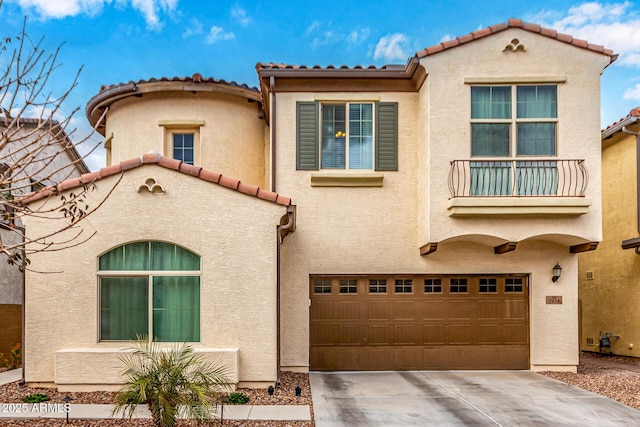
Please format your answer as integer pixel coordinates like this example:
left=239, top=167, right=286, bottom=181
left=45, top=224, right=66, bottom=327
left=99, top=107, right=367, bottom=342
left=22, top=154, right=292, bottom=207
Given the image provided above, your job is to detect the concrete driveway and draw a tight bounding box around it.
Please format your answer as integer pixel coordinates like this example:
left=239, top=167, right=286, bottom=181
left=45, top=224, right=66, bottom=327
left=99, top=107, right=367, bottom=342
left=310, top=371, right=640, bottom=426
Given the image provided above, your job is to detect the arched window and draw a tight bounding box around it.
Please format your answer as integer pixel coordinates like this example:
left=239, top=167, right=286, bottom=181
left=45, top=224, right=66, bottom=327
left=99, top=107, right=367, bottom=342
left=99, top=241, right=200, bottom=342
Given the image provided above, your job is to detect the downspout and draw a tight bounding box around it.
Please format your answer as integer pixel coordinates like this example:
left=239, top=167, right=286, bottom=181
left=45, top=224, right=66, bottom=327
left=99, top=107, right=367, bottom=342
left=276, top=205, right=295, bottom=386
left=270, top=77, right=277, bottom=192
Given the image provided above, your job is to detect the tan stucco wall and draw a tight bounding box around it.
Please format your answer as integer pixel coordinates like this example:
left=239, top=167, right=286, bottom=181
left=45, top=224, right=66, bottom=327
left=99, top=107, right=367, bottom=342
left=420, top=28, right=607, bottom=245
left=579, top=124, right=640, bottom=356
left=274, top=91, right=581, bottom=371
left=22, top=165, right=285, bottom=387
left=274, top=29, right=609, bottom=372
left=105, top=92, right=266, bottom=187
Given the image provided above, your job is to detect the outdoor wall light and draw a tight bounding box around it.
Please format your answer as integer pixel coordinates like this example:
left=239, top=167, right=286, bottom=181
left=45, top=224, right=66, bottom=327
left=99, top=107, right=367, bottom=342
left=552, top=263, right=562, bottom=282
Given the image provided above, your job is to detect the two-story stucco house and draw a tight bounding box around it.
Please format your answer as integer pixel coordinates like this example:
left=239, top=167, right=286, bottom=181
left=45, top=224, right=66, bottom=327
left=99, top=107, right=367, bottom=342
left=579, top=108, right=640, bottom=356
left=1, top=118, right=89, bottom=360
left=21, top=19, right=615, bottom=390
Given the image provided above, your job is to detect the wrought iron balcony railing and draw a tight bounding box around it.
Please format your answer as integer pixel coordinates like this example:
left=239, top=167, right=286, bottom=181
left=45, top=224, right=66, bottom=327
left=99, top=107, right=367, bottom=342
left=448, top=159, right=588, bottom=198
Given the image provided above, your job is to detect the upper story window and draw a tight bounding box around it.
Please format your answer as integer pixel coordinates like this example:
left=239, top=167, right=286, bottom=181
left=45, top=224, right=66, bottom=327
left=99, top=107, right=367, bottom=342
left=322, top=103, right=373, bottom=169
left=159, top=120, right=204, bottom=166
left=98, top=241, right=200, bottom=342
left=471, top=85, right=557, bottom=157
left=173, top=133, right=195, bottom=165
left=296, top=101, right=398, bottom=171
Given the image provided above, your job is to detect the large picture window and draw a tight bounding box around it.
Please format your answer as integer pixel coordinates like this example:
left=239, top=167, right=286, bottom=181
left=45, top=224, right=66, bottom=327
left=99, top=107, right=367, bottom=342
left=470, top=85, right=558, bottom=196
left=99, top=241, right=201, bottom=342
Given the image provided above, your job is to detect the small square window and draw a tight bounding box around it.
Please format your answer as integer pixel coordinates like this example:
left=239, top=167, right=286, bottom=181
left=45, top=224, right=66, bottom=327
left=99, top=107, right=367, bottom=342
left=369, top=279, right=387, bottom=293
left=313, top=279, right=332, bottom=294
left=424, top=279, right=442, bottom=293
left=479, top=278, right=497, bottom=293
left=450, top=278, right=468, bottom=293
left=505, top=278, right=524, bottom=293
left=339, top=279, right=357, bottom=294
left=395, top=279, right=412, bottom=293
left=173, top=133, right=195, bottom=165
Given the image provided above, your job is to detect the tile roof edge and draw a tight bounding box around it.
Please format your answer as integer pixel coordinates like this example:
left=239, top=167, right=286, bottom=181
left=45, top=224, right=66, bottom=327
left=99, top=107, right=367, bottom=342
left=21, top=154, right=293, bottom=207
left=415, top=19, right=617, bottom=62
left=602, top=107, right=640, bottom=138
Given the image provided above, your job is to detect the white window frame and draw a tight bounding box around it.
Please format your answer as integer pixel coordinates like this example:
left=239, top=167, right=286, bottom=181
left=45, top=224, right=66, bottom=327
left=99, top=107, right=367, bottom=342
left=470, top=85, right=558, bottom=159
left=320, top=102, right=375, bottom=170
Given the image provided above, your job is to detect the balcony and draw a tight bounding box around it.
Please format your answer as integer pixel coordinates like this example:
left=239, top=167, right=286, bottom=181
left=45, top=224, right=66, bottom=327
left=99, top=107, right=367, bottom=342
left=447, top=159, right=592, bottom=216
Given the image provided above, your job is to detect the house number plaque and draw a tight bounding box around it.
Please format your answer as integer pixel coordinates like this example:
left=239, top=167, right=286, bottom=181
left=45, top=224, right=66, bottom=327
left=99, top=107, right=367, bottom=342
left=546, top=296, right=563, bottom=304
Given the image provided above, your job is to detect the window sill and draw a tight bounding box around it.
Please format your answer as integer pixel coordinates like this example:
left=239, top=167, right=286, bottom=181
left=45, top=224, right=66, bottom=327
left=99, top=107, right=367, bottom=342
left=310, top=172, right=384, bottom=187
left=447, top=197, right=591, bottom=216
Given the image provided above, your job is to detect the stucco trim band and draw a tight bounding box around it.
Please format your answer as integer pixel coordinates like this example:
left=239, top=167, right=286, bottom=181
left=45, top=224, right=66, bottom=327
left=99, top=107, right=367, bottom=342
left=158, top=120, right=206, bottom=127
left=464, top=76, right=567, bottom=84
left=310, top=173, right=384, bottom=187
left=447, top=197, right=591, bottom=216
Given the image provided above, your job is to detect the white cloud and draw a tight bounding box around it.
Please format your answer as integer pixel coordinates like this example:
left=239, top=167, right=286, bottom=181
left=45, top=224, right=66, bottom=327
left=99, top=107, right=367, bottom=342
left=16, top=0, right=107, bottom=18
left=348, top=28, right=370, bottom=43
left=534, top=1, right=640, bottom=67
left=623, top=83, right=640, bottom=101
left=373, top=33, right=409, bottom=62
left=305, top=21, right=370, bottom=47
left=205, top=26, right=235, bottom=44
left=440, top=34, right=452, bottom=43
left=14, top=0, right=178, bottom=30
left=182, top=17, right=203, bottom=38
left=231, top=4, right=251, bottom=26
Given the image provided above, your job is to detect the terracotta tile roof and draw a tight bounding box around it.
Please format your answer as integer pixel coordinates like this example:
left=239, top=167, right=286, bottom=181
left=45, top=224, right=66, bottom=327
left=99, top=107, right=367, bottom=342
left=602, top=107, right=640, bottom=136
left=22, top=153, right=292, bottom=207
left=98, top=73, right=259, bottom=93
left=256, top=63, right=395, bottom=71
left=415, top=18, right=617, bottom=63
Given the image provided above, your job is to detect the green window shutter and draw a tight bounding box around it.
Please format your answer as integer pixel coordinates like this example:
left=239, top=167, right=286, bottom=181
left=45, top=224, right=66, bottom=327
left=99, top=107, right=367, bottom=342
left=376, top=102, right=398, bottom=171
left=297, top=102, right=319, bottom=170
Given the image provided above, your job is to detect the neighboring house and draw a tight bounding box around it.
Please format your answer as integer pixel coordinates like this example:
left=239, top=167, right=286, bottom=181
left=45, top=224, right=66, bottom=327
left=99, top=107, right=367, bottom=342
left=21, top=19, right=615, bottom=390
left=579, top=108, right=640, bottom=356
left=0, top=118, right=89, bottom=360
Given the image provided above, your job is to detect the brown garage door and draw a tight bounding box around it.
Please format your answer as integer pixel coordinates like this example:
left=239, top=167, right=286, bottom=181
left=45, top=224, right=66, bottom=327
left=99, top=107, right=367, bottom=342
left=310, top=275, right=529, bottom=370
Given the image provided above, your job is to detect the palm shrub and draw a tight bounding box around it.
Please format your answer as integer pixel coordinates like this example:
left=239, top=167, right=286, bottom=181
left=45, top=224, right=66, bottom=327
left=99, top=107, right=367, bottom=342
left=112, top=337, right=233, bottom=427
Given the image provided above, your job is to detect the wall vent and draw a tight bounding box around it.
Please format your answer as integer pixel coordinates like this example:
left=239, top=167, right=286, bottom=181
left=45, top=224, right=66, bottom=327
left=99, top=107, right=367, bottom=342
left=586, top=337, right=594, bottom=346
left=586, top=270, right=594, bottom=280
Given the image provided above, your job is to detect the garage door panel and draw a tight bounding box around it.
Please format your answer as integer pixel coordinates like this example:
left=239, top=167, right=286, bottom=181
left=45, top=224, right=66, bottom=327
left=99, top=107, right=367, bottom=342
left=335, top=301, right=360, bottom=320
left=504, top=300, right=528, bottom=319
left=448, top=300, right=477, bottom=320
left=310, top=275, right=529, bottom=371
left=448, top=324, right=475, bottom=344
left=335, top=325, right=364, bottom=345
left=422, top=300, right=447, bottom=320
left=393, top=324, right=421, bottom=345
left=478, top=324, right=503, bottom=344
left=478, top=300, right=502, bottom=320
left=422, top=324, right=447, bottom=344
left=392, top=300, right=420, bottom=320
left=503, top=324, right=528, bottom=344
left=367, top=300, right=392, bottom=320
left=367, top=325, right=391, bottom=344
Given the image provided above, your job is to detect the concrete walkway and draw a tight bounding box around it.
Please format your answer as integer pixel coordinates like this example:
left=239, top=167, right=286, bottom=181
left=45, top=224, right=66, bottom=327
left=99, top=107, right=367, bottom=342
left=0, top=369, right=311, bottom=421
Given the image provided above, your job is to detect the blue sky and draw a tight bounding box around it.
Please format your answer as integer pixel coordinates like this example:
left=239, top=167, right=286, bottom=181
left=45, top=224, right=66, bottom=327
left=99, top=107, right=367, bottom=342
left=1, top=0, right=639, bottom=171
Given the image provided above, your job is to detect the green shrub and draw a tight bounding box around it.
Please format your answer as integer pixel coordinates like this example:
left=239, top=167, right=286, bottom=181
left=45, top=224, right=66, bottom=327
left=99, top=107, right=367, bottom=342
left=228, top=392, right=249, bottom=405
left=22, top=393, right=50, bottom=403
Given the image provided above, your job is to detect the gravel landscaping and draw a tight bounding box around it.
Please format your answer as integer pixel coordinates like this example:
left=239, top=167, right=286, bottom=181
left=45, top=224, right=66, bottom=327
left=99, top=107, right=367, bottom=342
left=2, top=352, right=640, bottom=426
left=539, top=351, right=640, bottom=410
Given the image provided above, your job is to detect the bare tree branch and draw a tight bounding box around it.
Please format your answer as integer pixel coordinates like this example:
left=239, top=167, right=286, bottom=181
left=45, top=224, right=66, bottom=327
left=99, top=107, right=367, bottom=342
left=1, top=2, right=114, bottom=271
